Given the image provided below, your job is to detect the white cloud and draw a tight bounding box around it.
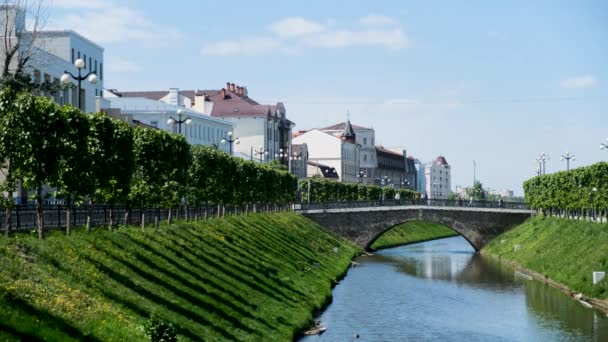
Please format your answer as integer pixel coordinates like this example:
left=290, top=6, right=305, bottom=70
left=359, top=14, right=397, bottom=26
left=51, top=0, right=108, bottom=9
left=48, top=2, right=181, bottom=47
left=270, top=17, right=324, bottom=38
left=201, top=37, right=282, bottom=56
left=105, top=56, right=143, bottom=73
left=202, top=15, right=408, bottom=56
left=559, top=75, right=597, bottom=89
left=306, top=28, right=407, bottom=49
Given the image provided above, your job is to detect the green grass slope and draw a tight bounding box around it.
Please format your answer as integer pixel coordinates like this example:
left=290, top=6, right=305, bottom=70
left=370, top=220, right=458, bottom=250
left=0, top=213, right=359, bottom=341
left=483, top=217, right=608, bottom=299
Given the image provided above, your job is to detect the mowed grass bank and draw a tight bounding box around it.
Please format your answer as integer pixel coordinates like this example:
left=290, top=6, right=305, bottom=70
left=370, top=221, right=458, bottom=250
left=0, top=213, right=359, bottom=341
left=483, top=217, right=608, bottom=299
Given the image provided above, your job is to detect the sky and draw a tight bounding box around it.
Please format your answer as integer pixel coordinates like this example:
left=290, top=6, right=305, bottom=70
left=47, top=0, right=608, bottom=195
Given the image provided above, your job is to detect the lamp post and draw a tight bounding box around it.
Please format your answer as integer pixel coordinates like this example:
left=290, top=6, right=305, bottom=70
left=560, top=152, right=575, bottom=171
left=536, top=152, right=550, bottom=175
left=357, top=170, right=367, bottom=183
left=61, top=58, right=98, bottom=111
left=380, top=176, right=391, bottom=187
left=252, top=146, right=269, bottom=162
left=166, top=108, right=192, bottom=135
left=600, top=138, right=608, bottom=151
left=221, top=131, right=240, bottom=156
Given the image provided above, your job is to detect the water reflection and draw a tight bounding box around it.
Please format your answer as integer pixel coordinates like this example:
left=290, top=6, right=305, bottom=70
left=301, top=236, right=608, bottom=342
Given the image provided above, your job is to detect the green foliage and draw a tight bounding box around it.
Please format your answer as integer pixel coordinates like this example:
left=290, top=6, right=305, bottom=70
left=298, top=178, right=417, bottom=202
left=0, top=213, right=359, bottom=341
left=371, top=221, right=458, bottom=250
left=89, top=113, right=135, bottom=206
left=523, top=162, right=608, bottom=210
left=484, top=217, right=608, bottom=299
left=144, top=314, right=178, bottom=342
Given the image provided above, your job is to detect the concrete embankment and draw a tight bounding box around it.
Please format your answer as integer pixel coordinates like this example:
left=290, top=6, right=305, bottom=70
left=0, top=213, right=360, bottom=341
left=482, top=216, right=608, bottom=314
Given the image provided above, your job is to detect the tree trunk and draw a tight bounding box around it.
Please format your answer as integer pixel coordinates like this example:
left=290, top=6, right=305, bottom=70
left=109, top=206, right=115, bottom=231
left=141, top=211, right=145, bottom=229
left=167, top=208, right=172, bottom=225
left=86, top=201, right=93, bottom=232
left=66, top=205, right=72, bottom=235
left=36, top=186, right=44, bottom=239
left=184, top=204, right=188, bottom=221
left=4, top=206, right=12, bottom=238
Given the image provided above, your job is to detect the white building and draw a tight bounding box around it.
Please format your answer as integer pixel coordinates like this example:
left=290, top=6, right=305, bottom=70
left=103, top=95, right=232, bottom=153
left=425, top=156, right=451, bottom=199
left=115, top=83, right=295, bottom=163
left=0, top=6, right=104, bottom=113
left=319, top=122, right=376, bottom=182
left=293, top=122, right=360, bottom=182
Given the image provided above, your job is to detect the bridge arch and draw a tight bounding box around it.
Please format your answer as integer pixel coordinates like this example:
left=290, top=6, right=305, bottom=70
left=366, top=219, right=478, bottom=252
left=300, top=206, right=533, bottom=252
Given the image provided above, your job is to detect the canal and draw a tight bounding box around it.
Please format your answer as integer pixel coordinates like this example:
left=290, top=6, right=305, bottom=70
left=301, top=236, right=608, bottom=341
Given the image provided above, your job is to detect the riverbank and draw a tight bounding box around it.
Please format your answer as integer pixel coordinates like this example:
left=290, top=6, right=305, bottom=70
left=0, top=213, right=360, bottom=341
left=482, top=216, right=608, bottom=313
left=370, top=221, right=458, bottom=250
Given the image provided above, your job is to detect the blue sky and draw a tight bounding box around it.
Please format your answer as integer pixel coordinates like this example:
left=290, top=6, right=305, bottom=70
left=49, top=0, right=608, bottom=195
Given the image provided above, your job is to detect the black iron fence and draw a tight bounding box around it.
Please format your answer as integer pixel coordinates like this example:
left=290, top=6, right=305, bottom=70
left=0, top=203, right=291, bottom=232
left=295, top=198, right=529, bottom=211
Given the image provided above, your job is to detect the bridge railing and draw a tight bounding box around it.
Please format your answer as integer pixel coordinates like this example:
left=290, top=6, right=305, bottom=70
left=295, top=198, right=529, bottom=211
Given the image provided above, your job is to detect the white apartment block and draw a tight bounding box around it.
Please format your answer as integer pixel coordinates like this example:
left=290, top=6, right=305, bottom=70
left=103, top=95, right=233, bottom=153
left=425, top=156, right=451, bottom=199
left=320, top=122, right=376, bottom=182
left=0, top=6, right=104, bottom=113
left=292, top=128, right=360, bottom=183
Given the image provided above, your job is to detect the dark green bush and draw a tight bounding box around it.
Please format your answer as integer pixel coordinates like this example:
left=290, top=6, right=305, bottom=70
left=144, top=314, right=178, bottom=342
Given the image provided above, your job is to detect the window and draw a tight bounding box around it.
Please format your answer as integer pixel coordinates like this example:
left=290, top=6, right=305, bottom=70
left=77, top=51, right=80, bottom=59
left=89, top=57, right=92, bottom=71
left=71, top=48, right=74, bottom=63
left=94, top=60, right=97, bottom=73
left=100, top=63, right=103, bottom=80
left=83, top=54, right=87, bottom=68
left=363, top=137, right=367, bottom=145
left=363, top=154, right=367, bottom=161
left=95, top=89, right=98, bottom=96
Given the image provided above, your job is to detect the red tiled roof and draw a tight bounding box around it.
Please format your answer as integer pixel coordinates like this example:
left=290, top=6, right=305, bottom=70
left=320, top=122, right=371, bottom=131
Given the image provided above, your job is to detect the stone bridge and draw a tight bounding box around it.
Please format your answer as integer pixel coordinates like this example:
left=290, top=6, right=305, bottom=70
left=300, top=206, right=535, bottom=251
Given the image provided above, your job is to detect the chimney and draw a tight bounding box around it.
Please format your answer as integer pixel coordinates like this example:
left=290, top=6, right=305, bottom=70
left=220, top=88, right=226, bottom=99
left=230, top=83, right=235, bottom=92
left=226, top=82, right=231, bottom=91
left=235, top=86, right=241, bottom=95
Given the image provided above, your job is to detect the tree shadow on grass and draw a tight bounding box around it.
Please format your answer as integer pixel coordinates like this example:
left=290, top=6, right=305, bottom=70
left=104, top=237, right=276, bottom=332
left=147, top=231, right=300, bottom=306
left=81, top=254, right=240, bottom=342
left=170, top=228, right=310, bottom=300
left=1, top=297, right=101, bottom=341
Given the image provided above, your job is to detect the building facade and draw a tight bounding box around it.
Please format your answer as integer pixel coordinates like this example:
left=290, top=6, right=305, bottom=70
left=290, top=143, right=309, bottom=179
left=292, top=127, right=360, bottom=182
left=103, top=95, right=233, bottom=153
left=319, top=122, right=376, bottom=183
left=0, top=6, right=104, bottom=113
left=425, top=156, right=452, bottom=199
left=375, top=146, right=408, bottom=188
left=115, top=83, right=295, bottom=164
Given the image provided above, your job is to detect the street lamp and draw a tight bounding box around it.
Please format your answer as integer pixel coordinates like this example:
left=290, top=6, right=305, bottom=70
left=536, top=152, right=550, bottom=175
left=61, top=58, right=98, bottom=111
left=357, top=170, right=367, bottom=183
left=600, top=138, right=608, bottom=151
left=166, top=108, right=192, bottom=135
left=221, top=131, right=240, bottom=155
left=252, top=146, right=269, bottom=162
left=380, top=176, right=391, bottom=187
left=560, top=151, right=575, bottom=171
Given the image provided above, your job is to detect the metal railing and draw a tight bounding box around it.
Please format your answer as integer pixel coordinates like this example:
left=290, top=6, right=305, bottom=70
left=0, top=203, right=291, bottom=232
left=295, top=198, right=529, bottom=211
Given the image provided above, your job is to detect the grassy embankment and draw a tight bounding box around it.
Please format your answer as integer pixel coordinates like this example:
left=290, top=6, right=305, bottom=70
left=0, top=213, right=360, bottom=341
left=370, top=221, right=458, bottom=250
left=483, top=216, right=608, bottom=300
